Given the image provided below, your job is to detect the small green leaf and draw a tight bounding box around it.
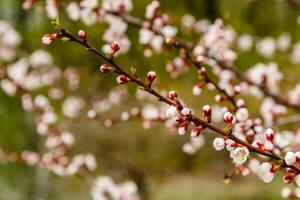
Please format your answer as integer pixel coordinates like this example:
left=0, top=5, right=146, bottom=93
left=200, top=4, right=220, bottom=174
left=51, top=17, right=61, bottom=29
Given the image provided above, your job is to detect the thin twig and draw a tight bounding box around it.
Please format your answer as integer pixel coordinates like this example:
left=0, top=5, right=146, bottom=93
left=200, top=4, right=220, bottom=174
left=108, top=11, right=300, bottom=113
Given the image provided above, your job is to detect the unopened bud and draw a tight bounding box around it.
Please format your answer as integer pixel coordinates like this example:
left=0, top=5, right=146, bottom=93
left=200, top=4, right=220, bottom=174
left=178, top=123, right=188, bottom=135
left=146, top=71, right=156, bottom=84
left=78, top=30, right=87, bottom=40
left=168, top=90, right=178, bottom=100
left=116, top=75, right=130, bottom=84
left=100, top=64, right=110, bottom=73
left=223, top=111, right=234, bottom=125
left=181, top=107, right=191, bottom=116
left=203, top=105, right=212, bottom=122
left=111, top=41, right=120, bottom=53
left=42, top=33, right=57, bottom=45
left=191, top=126, right=202, bottom=137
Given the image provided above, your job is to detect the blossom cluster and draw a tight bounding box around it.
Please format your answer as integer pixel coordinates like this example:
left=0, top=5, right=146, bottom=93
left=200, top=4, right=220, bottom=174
left=7, top=0, right=300, bottom=199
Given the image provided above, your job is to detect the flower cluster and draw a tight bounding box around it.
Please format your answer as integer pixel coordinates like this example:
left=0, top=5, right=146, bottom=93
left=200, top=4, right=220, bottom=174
left=10, top=0, right=300, bottom=199
left=91, top=176, right=139, bottom=200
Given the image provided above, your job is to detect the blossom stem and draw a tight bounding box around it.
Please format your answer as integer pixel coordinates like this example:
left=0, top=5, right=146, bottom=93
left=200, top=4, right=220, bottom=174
left=59, top=28, right=300, bottom=174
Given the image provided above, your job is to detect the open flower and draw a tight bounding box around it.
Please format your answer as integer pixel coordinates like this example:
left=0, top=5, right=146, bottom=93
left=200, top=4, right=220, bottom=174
left=213, top=138, right=225, bottom=151
left=235, top=107, right=249, bottom=122
left=257, top=162, right=274, bottom=183
left=285, top=152, right=296, bottom=166
left=166, top=106, right=178, bottom=118
left=231, top=146, right=249, bottom=165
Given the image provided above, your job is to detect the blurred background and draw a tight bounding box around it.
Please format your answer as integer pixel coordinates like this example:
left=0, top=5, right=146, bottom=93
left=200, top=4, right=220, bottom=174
left=1, top=0, right=300, bottom=199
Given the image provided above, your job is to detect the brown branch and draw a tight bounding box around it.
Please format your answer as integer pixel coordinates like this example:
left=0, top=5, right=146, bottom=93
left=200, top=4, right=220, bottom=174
left=59, top=28, right=300, bottom=174
left=108, top=11, right=300, bottom=113
left=107, top=11, right=238, bottom=111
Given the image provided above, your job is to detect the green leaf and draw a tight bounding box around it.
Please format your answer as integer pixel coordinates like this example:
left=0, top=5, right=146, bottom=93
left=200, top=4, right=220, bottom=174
left=51, top=17, right=61, bottom=29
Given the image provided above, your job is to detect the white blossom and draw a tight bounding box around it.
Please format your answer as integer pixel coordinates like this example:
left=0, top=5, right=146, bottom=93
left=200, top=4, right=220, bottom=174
left=285, top=152, right=296, bottom=166
left=257, top=162, right=274, bottom=183
left=213, top=138, right=225, bottom=151
left=231, top=146, right=249, bottom=165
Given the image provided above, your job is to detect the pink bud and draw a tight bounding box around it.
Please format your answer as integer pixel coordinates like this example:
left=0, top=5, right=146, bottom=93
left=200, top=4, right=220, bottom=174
left=168, top=90, right=178, bottom=100
left=191, top=126, right=202, bottom=137
left=42, top=33, right=57, bottom=45
left=283, top=174, right=293, bottom=184
left=181, top=107, right=191, bottom=116
left=203, top=105, right=211, bottom=122
left=264, top=141, right=274, bottom=151
left=203, top=105, right=211, bottom=117
left=198, top=67, right=206, bottom=75
left=265, top=128, right=274, bottom=142
left=111, top=41, right=120, bottom=53
left=192, top=84, right=202, bottom=96
left=146, top=71, right=156, bottom=84
left=239, top=165, right=250, bottom=176
left=100, top=64, right=110, bottom=73
left=78, top=30, right=86, bottom=40
left=234, top=85, right=241, bottom=95
left=196, top=55, right=206, bottom=63
left=178, top=123, right=188, bottom=135
left=253, top=118, right=262, bottom=125
left=116, top=75, right=130, bottom=84
left=223, top=111, right=234, bottom=125
left=236, top=99, right=245, bottom=108
left=215, top=94, right=225, bottom=102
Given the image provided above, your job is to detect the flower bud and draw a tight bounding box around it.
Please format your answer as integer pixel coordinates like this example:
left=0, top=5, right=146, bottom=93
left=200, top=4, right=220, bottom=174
left=213, top=138, right=225, bottom=151
left=166, top=106, right=177, bottom=118
left=191, top=126, right=202, bottom=137
left=202, top=105, right=211, bottom=122
left=234, top=85, right=241, bottom=95
left=236, top=99, right=245, bottom=108
left=265, top=128, right=274, bottom=142
left=178, top=123, right=188, bottom=135
left=111, top=41, right=120, bottom=53
left=223, top=111, right=234, bottom=125
left=215, top=94, right=225, bottom=102
left=283, top=174, right=293, bottom=184
left=198, top=67, right=206, bottom=75
left=168, top=90, right=178, bottom=100
left=192, top=84, right=202, bottom=96
left=100, top=64, right=110, bottom=73
left=264, top=141, right=274, bottom=151
left=146, top=71, right=156, bottom=84
left=42, top=33, right=57, bottom=45
left=239, top=165, right=250, bottom=176
left=196, top=55, right=206, bottom=63
left=116, top=75, right=130, bottom=84
left=78, top=30, right=87, bottom=40
left=181, top=107, right=191, bottom=116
